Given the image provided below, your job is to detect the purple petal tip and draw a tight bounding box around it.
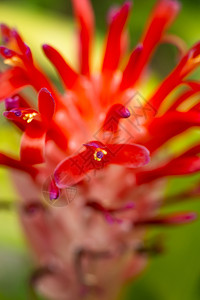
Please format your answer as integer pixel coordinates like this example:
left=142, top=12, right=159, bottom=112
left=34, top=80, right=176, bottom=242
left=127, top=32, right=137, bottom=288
left=119, top=107, right=131, bottom=118
left=124, top=1, right=133, bottom=11
left=42, top=44, right=49, bottom=50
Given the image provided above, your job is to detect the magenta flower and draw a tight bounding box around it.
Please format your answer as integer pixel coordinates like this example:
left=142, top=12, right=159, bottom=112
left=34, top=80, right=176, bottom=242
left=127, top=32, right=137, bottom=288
left=0, top=0, right=200, bottom=299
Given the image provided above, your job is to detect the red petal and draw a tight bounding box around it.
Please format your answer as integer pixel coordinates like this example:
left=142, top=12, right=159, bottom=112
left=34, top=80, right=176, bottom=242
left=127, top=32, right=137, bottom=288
left=167, top=89, right=195, bottom=112
left=0, top=26, right=59, bottom=101
left=54, top=141, right=150, bottom=188
left=145, top=111, right=200, bottom=152
left=0, top=46, right=19, bottom=59
left=102, top=1, right=132, bottom=72
left=53, top=150, right=89, bottom=188
left=11, top=29, right=28, bottom=54
left=107, top=144, right=150, bottom=168
left=129, top=0, right=180, bottom=86
left=141, top=0, right=180, bottom=51
left=20, top=120, right=46, bottom=164
left=0, top=24, right=12, bottom=43
left=38, top=88, right=55, bottom=122
left=136, top=156, right=200, bottom=185
left=179, top=145, right=200, bottom=158
left=71, top=0, right=94, bottom=75
left=49, top=177, right=60, bottom=200
left=0, top=152, right=38, bottom=177
left=135, top=212, right=197, bottom=226
left=42, top=44, right=78, bottom=89
left=0, top=25, right=32, bottom=63
left=184, top=80, right=200, bottom=91
left=180, top=42, right=200, bottom=78
left=147, top=43, right=200, bottom=114
left=120, top=44, right=143, bottom=90
left=103, top=103, right=130, bottom=133
left=47, top=126, right=68, bottom=152
left=0, top=67, right=29, bottom=100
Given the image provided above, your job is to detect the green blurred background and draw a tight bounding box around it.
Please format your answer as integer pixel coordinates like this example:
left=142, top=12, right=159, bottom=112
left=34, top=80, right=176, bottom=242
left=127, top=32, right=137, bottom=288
left=0, top=0, right=200, bottom=299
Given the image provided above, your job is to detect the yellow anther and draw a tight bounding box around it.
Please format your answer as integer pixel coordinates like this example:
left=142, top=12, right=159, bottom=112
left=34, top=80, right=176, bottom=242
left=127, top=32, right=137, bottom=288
left=23, top=112, right=37, bottom=123
left=93, top=148, right=107, bottom=162
left=4, top=57, right=23, bottom=67
left=191, top=55, right=200, bottom=64
left=186, top=54, right=200, bottom=67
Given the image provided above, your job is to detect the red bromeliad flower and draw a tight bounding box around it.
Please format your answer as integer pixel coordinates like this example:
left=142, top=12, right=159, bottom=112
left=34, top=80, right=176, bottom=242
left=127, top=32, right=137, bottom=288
left=0, top=0, right=200, bottom=299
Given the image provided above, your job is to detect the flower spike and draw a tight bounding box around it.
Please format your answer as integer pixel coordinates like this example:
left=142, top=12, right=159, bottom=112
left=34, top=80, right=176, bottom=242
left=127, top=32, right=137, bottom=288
left=0, top=1, right=200, bottom=299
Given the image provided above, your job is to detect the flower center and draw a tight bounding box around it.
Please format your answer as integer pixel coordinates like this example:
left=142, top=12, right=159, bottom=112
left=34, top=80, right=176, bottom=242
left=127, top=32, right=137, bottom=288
left=23, top=112, right=37, bottom=123
left=93, top=148, right=107, bottom=162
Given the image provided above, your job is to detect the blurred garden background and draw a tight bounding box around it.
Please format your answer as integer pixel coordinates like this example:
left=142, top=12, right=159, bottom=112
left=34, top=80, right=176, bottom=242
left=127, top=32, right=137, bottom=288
left=0, top=0, right=200, bottom=299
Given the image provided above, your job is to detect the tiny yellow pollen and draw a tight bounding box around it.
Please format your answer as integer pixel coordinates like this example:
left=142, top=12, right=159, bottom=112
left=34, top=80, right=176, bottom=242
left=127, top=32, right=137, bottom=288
left=4, top=56, right=23, bottom=67
left=23, top=112, right=37, bottom=123
left=93, top=148, right=107, bottom=162
left=192, top=55, right=200, bottom=64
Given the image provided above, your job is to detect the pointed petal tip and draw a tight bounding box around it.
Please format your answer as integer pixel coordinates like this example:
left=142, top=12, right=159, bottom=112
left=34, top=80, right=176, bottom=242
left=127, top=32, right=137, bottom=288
left=42, top=44, right=48, bottom=49
left=124, top=1, right=133, bottom=10
left=49, top=179, right=60, bottom=201
left=119, top=106, right=131, bottom=118
left=159, top=0, right=181, bottom=12
left=171, top=212, right=198, bottom=224
left=0, top=23, right=10, bottom=32
left=42, top=44, right=51, bottom=52
left=38, top=88, right=55, bottom=121
left=0, top=23, right=7, bottom=28
left=136, top=43, right=143, bottom=51
left=83, top=141, right=105, bottom=149
left=39, top=87, right=51, bottom=95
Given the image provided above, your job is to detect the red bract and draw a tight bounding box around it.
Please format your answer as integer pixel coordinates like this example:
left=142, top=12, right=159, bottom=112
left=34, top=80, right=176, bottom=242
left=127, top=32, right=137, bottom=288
left=0, top=1, right=200, bottom=299
left=54, top=141, right=150, bottom=189
left=102, top=1, right=132, bottom=72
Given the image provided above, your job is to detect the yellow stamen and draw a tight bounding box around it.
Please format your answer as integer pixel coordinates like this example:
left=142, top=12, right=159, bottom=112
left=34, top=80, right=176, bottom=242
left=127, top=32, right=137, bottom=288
left=23, top=112, right=37, bottom=123
left=4, top=56, right=23, bottom=67
left=93, top=148, right=107, bottom=162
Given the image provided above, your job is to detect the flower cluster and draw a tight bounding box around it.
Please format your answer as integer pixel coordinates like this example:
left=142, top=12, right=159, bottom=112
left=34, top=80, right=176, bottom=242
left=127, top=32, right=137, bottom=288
left=0, top=0, right=200, bottom=299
